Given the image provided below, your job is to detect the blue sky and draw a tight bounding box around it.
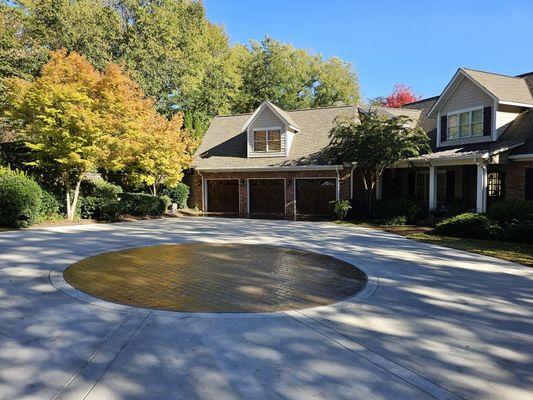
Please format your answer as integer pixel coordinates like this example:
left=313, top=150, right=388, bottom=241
left=204, top=0, right=533, bottom=101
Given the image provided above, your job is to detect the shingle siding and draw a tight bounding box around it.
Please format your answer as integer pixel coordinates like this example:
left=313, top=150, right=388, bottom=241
left=440, top=77, right=493, bottom=114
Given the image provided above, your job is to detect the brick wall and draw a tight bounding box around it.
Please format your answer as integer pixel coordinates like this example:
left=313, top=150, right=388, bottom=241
left=191, top=168, right=352, bottom=218
left=505, top=161, right=533, bottom=201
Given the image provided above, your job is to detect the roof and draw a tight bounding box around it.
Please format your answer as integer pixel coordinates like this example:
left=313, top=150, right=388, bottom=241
left=193, top=105, right=358, bottom=170
left=241, top=100, right=300, bottom=132
left=428, top=68, right=533, bottom=116
left=462, top=68, right=533, bottom=105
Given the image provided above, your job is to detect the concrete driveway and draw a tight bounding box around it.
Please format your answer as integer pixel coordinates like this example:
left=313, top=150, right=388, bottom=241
left=0, top=217, right=531, bottom=400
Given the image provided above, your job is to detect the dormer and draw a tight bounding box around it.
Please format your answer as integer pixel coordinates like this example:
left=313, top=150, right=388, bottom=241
left=428, top=68, right=533, bottom=148
left=242, top=101, right=300, bottom=158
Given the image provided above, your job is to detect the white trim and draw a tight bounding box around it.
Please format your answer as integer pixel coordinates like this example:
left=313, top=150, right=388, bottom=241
left=204, top=178, right=240, bottom=213
left=246, top=178, right=287, bottom=215
left=444, top=106, right=485, bottom=141
left=196, top=165, right=343, bottom=173
left=251, top=126, right=283, bottom=154
left=241, top=101, right=299, bottom=132
left=499, top=100, right=533, bottom=108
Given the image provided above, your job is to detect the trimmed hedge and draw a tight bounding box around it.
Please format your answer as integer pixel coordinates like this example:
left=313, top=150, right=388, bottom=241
left=487, top=201, right=533, bottom=225
left=120, top=193, right=166, bottom=216
left=161, top=183, right=189, bottom=209
left=0, top=169, right=42, bottom=228
left=435, top=213, right=502, bottom=240
left=80, top=180, right=123, bottom=221
left=375, top=199, right=423, bottom=224
left=39, top=190, right=61, bottom=220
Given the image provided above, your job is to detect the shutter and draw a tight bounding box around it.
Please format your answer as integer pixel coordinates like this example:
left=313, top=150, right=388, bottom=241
left=440, top=115, right=447, bottom=142
left=408, top=172, right=416, bottom=198
left=526, top=169, right=533, bottom=201
left=446, top=170, right=455, bottom=202
left=483, top=106, right=492, bottom=136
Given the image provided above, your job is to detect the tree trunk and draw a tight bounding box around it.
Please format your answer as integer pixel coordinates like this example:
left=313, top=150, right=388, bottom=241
left=66, top=177, right=82, bottom=221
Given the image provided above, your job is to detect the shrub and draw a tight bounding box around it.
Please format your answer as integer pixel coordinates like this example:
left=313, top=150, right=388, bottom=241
left=504, top=221, right=533, bottom=244
left=446, top=198, right=471, bottom=216
left=120, top=193, right=166, bottom=216
left=379, top=215, right=408, bottom=226
left=330, top=200, right=352, bottom=220
left=79, top=180, right=123, bottom=221
left=487, top=201, right=533, bottom=225
left=39, top=190, right=61, bottom=221
left=160, top=195, right=172, bottom=210
left=435, top=213, right=502, bottom=240
left=0, top=168, right=42, bottom=228
left=161, top=183, right=189, bottom=209
left=82, top=179, right=123, bottom=198
left=375, top=199, right=423, bottom=224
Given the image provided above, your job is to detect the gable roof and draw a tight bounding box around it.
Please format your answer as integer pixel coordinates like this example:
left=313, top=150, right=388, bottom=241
left=241, top=100, right=300, bottom=132
left=193, top=105, right=357, bottom=170
left=428, top=68, right=533, bottom=117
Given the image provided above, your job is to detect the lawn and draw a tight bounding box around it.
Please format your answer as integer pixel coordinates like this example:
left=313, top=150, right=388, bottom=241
left=336, top=221, right=533, bottom=267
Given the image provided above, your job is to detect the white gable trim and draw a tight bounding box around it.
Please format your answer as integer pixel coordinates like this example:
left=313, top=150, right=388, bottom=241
left=241, top=101, right=299, bottom=132
left=428, top=69, right=498, bottom=117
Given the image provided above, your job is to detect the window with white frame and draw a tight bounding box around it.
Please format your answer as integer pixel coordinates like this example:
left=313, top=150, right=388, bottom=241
left=253, top=129, right=281, bottom=152
left=447, top=108, right=483, bottom=140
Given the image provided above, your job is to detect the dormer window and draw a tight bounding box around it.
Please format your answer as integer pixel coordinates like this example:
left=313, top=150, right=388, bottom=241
left=253, top=128, right=281, bottom=152
left=447, top=108, right=483, bottom=140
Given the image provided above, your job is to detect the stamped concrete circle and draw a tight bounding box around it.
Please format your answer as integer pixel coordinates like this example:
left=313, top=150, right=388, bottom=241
left=63, top=243, right=367, bottom=312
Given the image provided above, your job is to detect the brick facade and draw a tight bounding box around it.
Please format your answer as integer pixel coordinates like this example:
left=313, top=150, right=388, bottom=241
left=505, top=161, right=533, bottom=201
left=192, top=168, right=352, bottom=218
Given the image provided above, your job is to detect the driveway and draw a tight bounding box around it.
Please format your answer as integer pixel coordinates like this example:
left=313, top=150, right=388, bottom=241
left=0, top=217, right=531, bottom=400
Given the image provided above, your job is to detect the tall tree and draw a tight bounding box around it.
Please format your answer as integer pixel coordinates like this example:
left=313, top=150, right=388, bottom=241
left=326, top=110, right=429, bottom=216
left=234, top=37, right=358, bottom=113
left=384, top=84, right=421, bottom=108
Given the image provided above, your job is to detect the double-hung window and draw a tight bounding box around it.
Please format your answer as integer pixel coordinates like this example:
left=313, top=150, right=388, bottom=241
left=447, top=108, right=483, bottom=140
left=253, top=129, right=282, bottom=152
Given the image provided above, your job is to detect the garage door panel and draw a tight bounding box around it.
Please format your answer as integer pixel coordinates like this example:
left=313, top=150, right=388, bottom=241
left=207, top=180, right=239, bottom=213
left=249, top=179, right=285, bottom=215
left=296, top=179, right=336, bottom=216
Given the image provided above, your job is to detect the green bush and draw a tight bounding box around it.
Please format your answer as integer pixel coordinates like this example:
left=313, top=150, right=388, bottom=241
left=375, top=199, right=422, bottom=224
left=435, top=213, right=502, bottom=240
left=160, top=195, right=172, bottom=210
left=0, top=168, right=42, bottom=228
left=161, top=183, right=189, bottom=209
left=379, top=215, right=408, bottom=226
left=504, top=221, right=533, bottom=244
left=39, top=190, right=61, bottom=221
left=79, top=180, right=123, bottom=221
left=330, top=200, right=352, bottom=220
left=446, top=198, right=471, bottom=216
left=487, top=201, right=533, bottom=225
left=120, top=193, right=166, bottom=216
left=82, top=179, right=123, bottom=198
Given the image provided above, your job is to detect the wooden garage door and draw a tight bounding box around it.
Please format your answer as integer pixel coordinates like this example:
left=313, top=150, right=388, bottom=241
left=207, top=180, right=239, bottom=213
left=249, top=179, right=285, bottom=215
left=296, top=179, right=336, bottom=216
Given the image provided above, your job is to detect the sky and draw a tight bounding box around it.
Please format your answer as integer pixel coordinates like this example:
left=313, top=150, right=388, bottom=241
left=204, top=0, right=533, bottom=101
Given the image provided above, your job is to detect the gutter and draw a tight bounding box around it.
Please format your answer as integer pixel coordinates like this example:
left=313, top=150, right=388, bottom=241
left=195, top=165, right=343, bottom=173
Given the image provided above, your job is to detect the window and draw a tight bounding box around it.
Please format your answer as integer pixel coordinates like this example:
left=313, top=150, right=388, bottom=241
left=447, top=108, right=483, bottom=140
left=488, top=172, right=504, bottom=199
left=415, top=172, right=429, bottom=202
left=253, top=129, right=282, bottom=152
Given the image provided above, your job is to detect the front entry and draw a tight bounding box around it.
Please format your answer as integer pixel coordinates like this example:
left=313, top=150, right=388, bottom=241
left=249, top=179, right=285, bottom=216
left=206, top=180, right=239, bottom=213
left=295, top=178, right=336, bottom=216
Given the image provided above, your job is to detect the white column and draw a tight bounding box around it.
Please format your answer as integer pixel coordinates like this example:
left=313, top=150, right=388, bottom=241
left=376, top=175, right=383, bottom=200
left=428, top=165, right=438, bottom=211
left=476, top=162, right=488, bottom=213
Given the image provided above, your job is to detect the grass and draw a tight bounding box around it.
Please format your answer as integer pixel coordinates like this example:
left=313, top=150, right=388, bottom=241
left=336, top=220, right=533, bottom=267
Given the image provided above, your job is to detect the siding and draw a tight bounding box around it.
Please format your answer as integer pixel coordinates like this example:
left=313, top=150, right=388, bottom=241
left=247, top=107, right=287, bottom=157
left=440, top=77, right=493, bottom=114
left=496, top=104, right=524, bottom=137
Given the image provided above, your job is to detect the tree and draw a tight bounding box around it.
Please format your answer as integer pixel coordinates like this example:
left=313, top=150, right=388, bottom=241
left=326, top=109, right=429, bottom=216
left=2, top=50, right=106, bottom=219
left=234, top=37, right=358, bottom=113
left=2, top=50, right=195, bottom=218
left=384, top=84, right=421, bottom=108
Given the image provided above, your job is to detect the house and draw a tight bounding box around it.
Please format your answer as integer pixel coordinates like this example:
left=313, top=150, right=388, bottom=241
left=377, top=68, right=533, bottom=213
left=191, top=67, right=533, bottom=218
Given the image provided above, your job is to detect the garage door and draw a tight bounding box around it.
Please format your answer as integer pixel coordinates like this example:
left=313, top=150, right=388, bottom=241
left=207, top=180, right=239, bottom=213
left=249, top=179, right=285, bottom=215
left=296, top=179, right=336, bottom=216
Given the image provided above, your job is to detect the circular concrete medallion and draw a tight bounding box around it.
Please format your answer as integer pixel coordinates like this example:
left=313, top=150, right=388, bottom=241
left=63, top=243, right=367, bottom=313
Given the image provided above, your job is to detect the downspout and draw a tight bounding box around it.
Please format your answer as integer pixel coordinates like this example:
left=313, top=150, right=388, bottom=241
left=350, top=163, right=357, bottom=200
left=335, top=167, right=341, bottom=201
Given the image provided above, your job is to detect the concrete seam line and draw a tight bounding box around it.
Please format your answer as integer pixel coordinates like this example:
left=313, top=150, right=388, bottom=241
left=285, top=310, right=465, bottom=400
left=82, top=311, right=152, bottom=400
left=52, top=311, right=138, bottom=400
